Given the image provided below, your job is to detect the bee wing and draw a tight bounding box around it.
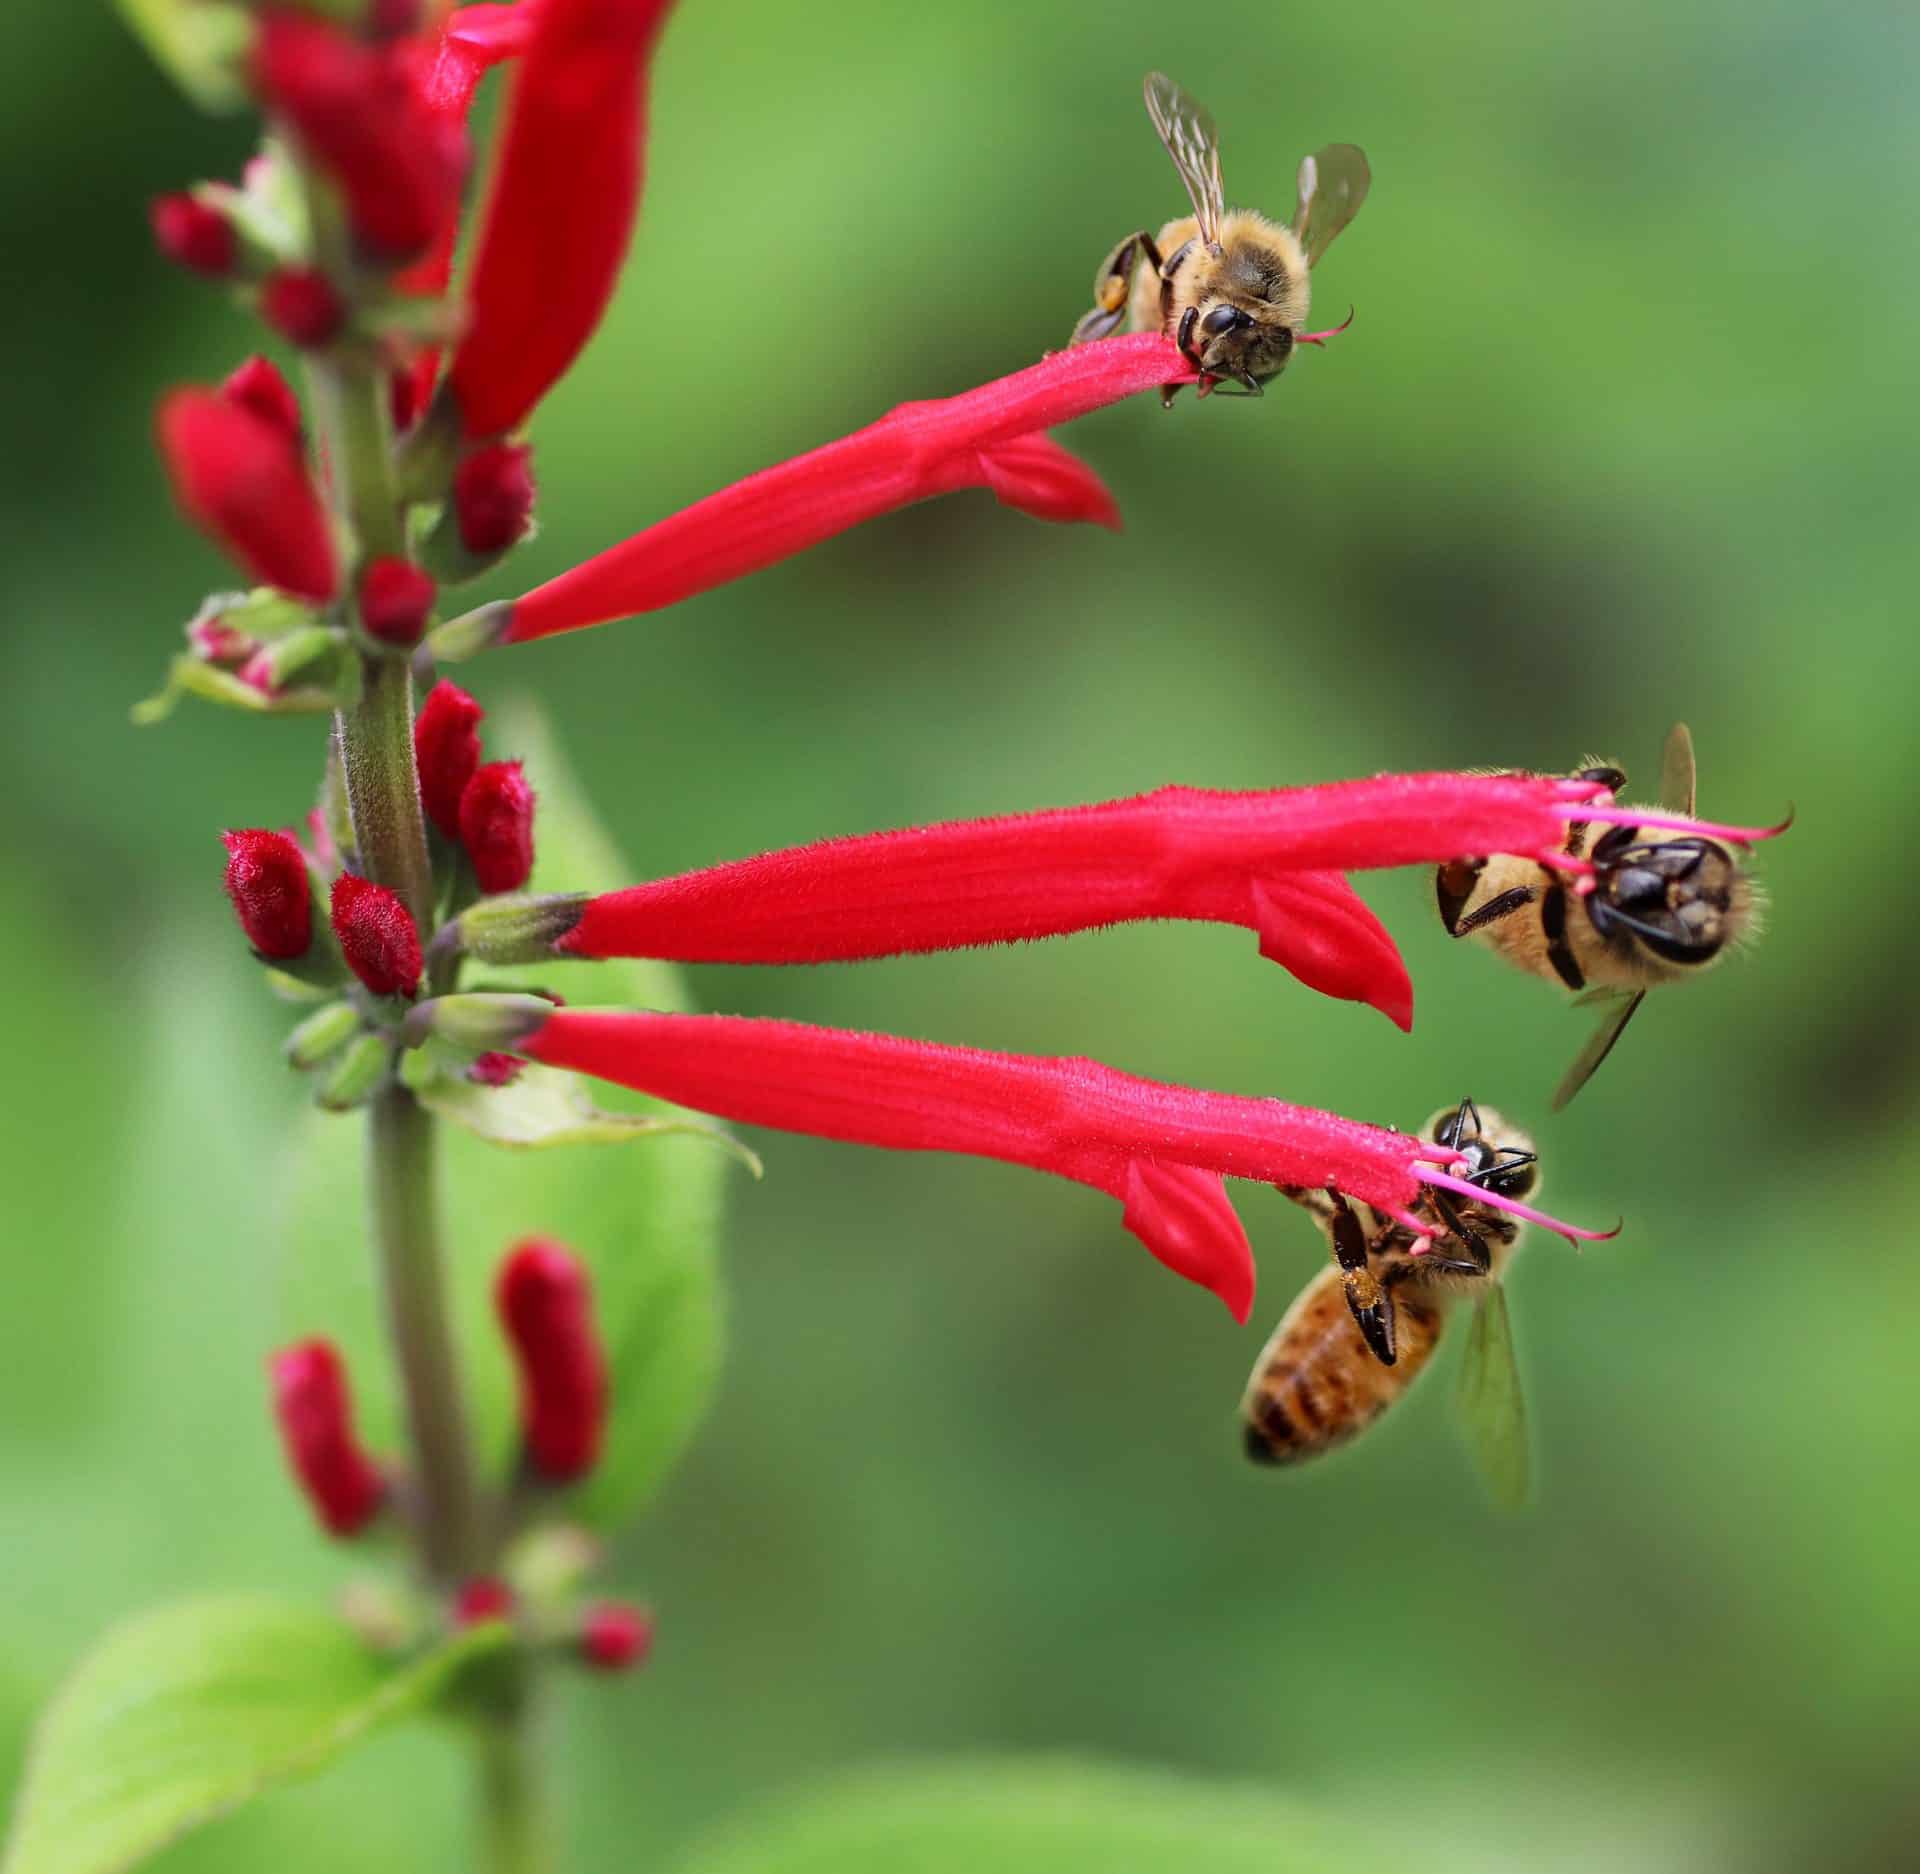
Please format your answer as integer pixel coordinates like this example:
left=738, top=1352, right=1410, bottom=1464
left=1143, top=72, right=1224, bottom=246
left=1292, top=144, right=1372, bottom=267
left=1455, top=1281, right=1531, bottom=1512
left=1660, top=721, right=1698, bottom=816
left=1550, top=989, right=1647, bottom=1112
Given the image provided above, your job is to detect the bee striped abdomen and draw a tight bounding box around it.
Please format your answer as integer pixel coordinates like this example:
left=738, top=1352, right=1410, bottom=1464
left=1241, top=1268, right=1444, bottom=1467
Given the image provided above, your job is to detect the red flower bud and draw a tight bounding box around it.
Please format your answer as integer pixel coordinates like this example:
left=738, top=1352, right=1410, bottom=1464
left=254, top=7, right=466, bottom=263
left=495, top=1238, right=607, bottom=1481
left=453, top=442, right=536, bottom=554
left=260, top=267, right=347, bottom=348
left=330, top=874, right=423, bottom=997
left=459, top=760, right=536, bottom=894
left=467, top=1051, right=525, bottom=1087
left=188, top=613, right=257, bottom=666
left=388, top=366, right=427, bottom=435
left=222, top=828, right=314, bottom=959
left=268, top=1340, right=385, bottom=1537
left=453, top=1577, right=515, bottom=1626
left=580, top=1602, right=653, bottom=1671
left=221, top=354, right=303, bottom=441
left=449, top=0, right=675, bottom=438
left=358, top=556, right=437, bottom=646
left=150, top=192, right=236, bottom=277
left=157, top=388, right=338, bottom=601
left=414, top=679, right=486, bottom=840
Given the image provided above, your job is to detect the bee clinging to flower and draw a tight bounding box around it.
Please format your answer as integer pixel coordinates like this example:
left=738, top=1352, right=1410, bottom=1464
left=1070, top=72, right=1369, bottom=402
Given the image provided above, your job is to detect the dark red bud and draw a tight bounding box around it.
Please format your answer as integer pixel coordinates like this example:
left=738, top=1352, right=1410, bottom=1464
left=330, top=874, right=423, bottom=997
left=414, top=679, right=486, bottom=841
left=468, top=1051, right=525, bottom=1087
left=221, top=354, right=303, bottom=440
left=459, top=760, right=535, bottom=894
left=223, top=827, right=313, bottom=959
left=580, top=1602, right=653, bottom=1672
left=358, top=556, right=437, bottom=646
left=453, top=1577, right=515, bottom=1627
left=261, top=267, right=347, bottom=348
left=268, top=1339, right=385, bottom=1537
left=150, top=192, right=236, bottom=277
left=453, top=442, right=535, bottom=554
left=389, top=365, right=427, bottom=435
left=495, top=1238, right=606, bottom=1482
left=189, top=615, right=257, bottom=666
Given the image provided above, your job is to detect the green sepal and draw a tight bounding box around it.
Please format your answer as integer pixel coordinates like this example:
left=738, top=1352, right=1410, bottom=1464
left=392, top=389, right=463, bottom=506
left=425, top=600, right=514, bottom=662
left=451, top=891, right=590, bottom=964
left=263, top=967, right=335, bottom=1004
left=114, top=0, right=251, bottom=112
left=315, top=1032, right=392, bottom=1113
left=132, top=655, right=338, bottom=724
left=187, top=587, right=322, bottom=649
left=400, top=991, right=554, bottom=1054
left=211, top=136, right=311, bottom=263
left=284, top=1000, right=361, bottom=1070
left=416, top=491, right=536, bottom=587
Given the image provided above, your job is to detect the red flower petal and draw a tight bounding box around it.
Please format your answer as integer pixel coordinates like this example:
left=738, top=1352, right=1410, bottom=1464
left=267, top=1340, right=385, bottom=1537
left=150, top=192, right=235, bottom=277
left=459, top=759, right=536, bottom=894
left=330, top=874, right=424, bottom=998
left=500, top=335, right=1188, bottom=642
left=157, top=388, right=338, bottom=601
left=358, top=556, right=437, bottom=646
left=448, top=0, right=676, bottom=440
left=414, top=679, right=486, bottom=841
left=222, top=827, right=314, bottom=960
left=495, top=1238, right=606, bottom=1481
left=221, top=354, right=303, bottom=441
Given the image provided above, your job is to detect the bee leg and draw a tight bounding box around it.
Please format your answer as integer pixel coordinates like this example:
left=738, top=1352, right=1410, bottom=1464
left=1072, top=230, right=1167, bottom=346
left=1159, top=238, right=1197, bottom=282
left=1238, top=370, right=1263, bottom=396
left=1328, top=1189, right=1397, bottom=1366
left=1428, top=1188, right=1491, bottom=1275
left=1439, top=882, right=1535, bottom=939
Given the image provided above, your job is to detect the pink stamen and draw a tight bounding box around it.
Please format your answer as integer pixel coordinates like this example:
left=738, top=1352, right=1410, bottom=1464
left=1295, top=308, right=1355, bottom=347
left=1557, top=803, right=1792, bottom=846
left=1414, top=1165, right=1620, bottom=1245
left=1540, top=851, right=1596, bottom=879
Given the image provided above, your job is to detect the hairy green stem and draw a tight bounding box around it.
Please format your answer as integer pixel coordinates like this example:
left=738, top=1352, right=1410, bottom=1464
left=476, top=1674, right=558, bottom=1874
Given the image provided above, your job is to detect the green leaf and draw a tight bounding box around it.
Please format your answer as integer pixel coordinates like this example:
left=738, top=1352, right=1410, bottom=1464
left=667, top=1759, right=1397, bottom=1874
left=281, top=696, right=732, bottom=1528
left=114, top=0, right=251, bottom=112
left=1, top=1598, right=503, bottom=1874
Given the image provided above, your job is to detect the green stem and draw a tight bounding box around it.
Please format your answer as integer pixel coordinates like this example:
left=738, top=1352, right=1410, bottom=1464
left=477, top=1674, right=558, bottom=1874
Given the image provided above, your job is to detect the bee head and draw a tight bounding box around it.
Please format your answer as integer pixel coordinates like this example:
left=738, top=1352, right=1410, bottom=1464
left=1423, top=1100, right=1539, bottom=1201
left=1195, top=300, right=1294, bottom=387
left=1584, top=827, right=1749, bottom=967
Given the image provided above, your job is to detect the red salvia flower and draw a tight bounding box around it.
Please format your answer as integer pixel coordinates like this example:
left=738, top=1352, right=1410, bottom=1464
left=259, top=266, right=347, bottom=349
left=579, top=1602, right=653, bottom=1671
left=222, top=827, right=313, bottom=959
left=454, top=441, right=537, bottom=554
left=253, top=6, right=467, bottom=264
left=358, top=556, right=437, bottom=646
left=478, top=335, right=1190, bottom=647
left=330, top=874, right=424, bottom=997
left=448, top=0, right=674, bottom=440
left=414, top=679, right=486, bottom=840
left=156, top=389, right=338, bottom=601
left=267, top=1339, right=385, bottom=1537
left=495, top=1238, right=608, bottom=1482
left=453, top=1577, right=516, bottom=1626
left=459, top=760, right=537, bottom=894
left=221, top=354, right=303, bottom=441
left=149, top=192, right=235, bottom=277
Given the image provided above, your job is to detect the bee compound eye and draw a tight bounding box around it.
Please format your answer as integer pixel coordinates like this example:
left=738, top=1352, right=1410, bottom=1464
left=1200, top=304, right=1244, bottom=336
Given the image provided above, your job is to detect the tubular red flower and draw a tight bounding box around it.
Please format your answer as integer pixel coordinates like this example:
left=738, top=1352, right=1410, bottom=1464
left=358, top=556, right=437, bottom=646
left=157, top=389, right=338, bottom=601
left=454, top=442, right=537, bottom=553
left=499, top=335, right=1189, bottom=644
left=222, top=827, right=313, bottom=959
left=330, top=874, right=424, bottom=997
left=259, top=267, right=347, bottom=349
left=579, top=1602, right=653, bottom=1671
left=221, top=354, right=303, bottom=441
left=448, top=0, right=674, bottom=440
left=150, top=192, right=235, bottom=277
left=414, top=679, right=486, bottom=839
left=495, top=1238, right=607, bottom=1481
left=460, top=760, right=537, bottom=893
left=253, top=7, right=466, bottom=263
left=267, top=1340, right=385, bottom=1537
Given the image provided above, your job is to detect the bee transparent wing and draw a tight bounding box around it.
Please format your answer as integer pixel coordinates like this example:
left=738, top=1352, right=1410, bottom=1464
left=1660, top=721, right=1697, bottom=816
left=1455, top=1282, right=1531, bottom=1512
left=1143, top=72, right=1224, bottom=246
left=1292, top=144, right=1371, bottom=267
left=1550, top=989, right=1647, bottom=1112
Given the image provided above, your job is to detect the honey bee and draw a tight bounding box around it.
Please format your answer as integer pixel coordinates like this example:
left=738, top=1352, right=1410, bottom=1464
left=1437, top=724, right=1769, bottom=1110
left=1241, top=1099, right=1536, bottom=1508
left=1069, top=72, right=1369, bottom=401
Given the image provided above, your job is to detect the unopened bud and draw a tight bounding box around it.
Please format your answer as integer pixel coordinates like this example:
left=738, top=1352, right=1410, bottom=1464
left=268, top=1339, right=385, bottom=1537
left=468, top=1051, right=525, bottom=1087
left=453, top=1577, right=515, bottom=1627
left=317, top=1031, right=391, bottom=1111
left=459, top=760, right=535, bottom=894
left=452, top=892, right=588, bottom=965
left=579, top=1602, right=654, bottom=1672
left=496, top=1239, right=607, bottom=1482
left=151, top=192, right=236, bottom=277
left=414, top=680, right=485, bottom=840
left=221, top=354, right=303, bottom=440
left=358, top=556, right=436, bottom=647
left=401, top=992, right=551, bottom=1054
left=237, top=624, right=344, bottom=700
left=260, top=267, right=347, bottom=348
left=454, top=442, right=535, bottom=554
left=223, top=828, right=314, bottom=959
left=285, top=999, right=361, bottom=1069
left=330, top=875, right=423, bottom=998
left=187, top=613, right=257, bottom=667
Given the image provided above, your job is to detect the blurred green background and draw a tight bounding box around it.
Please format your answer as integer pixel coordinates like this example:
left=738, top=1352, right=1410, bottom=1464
left=4, top=0, right=1916, bottom=1869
